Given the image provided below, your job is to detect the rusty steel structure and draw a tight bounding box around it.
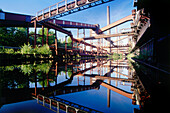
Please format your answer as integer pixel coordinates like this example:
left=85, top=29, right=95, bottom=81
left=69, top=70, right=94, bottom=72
left=35, top=0, right=114, bottom=21
left=0, top=0, right=134, bottom=58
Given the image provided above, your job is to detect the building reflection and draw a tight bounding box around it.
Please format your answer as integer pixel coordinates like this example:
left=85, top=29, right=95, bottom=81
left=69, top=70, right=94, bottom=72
left=0, top=58, right=152, bottom=113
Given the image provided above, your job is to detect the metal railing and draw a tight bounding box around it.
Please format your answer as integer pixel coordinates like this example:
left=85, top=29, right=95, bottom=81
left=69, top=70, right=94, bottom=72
left=35, top=0, right=109, bottom=21
left=36, top=94, right=103, bottom=113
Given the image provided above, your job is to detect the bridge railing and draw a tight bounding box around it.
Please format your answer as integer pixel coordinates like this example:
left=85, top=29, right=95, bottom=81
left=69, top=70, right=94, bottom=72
left=36, top=94, right=102, bottom=113
left=36, top=0, right=105, bottom=21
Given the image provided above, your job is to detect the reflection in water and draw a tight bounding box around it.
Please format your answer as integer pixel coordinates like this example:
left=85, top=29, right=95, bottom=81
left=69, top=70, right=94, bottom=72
left=0, top=58, right=159, bottom=113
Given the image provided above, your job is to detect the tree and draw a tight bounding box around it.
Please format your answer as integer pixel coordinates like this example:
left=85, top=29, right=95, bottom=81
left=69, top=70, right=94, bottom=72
left=38, top=28, right=55, bottom=45
left=0, top=27, right=27, bottom=47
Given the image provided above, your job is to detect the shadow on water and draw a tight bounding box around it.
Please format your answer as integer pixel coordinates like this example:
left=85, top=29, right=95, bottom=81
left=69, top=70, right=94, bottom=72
left=0, top=58, right=169, bottom=113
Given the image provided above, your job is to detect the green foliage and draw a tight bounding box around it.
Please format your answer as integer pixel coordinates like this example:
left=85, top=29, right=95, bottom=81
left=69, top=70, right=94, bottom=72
left=110, top=53, right=123, bottom=60
left=20, top=43, right=33, bottom=54
left=20, top=64, right=33, bottom=75
left=57, top=36, right=73, bottom=49
left=34, top=63, right=52, bottom=74
left=0, top=66, right=15, bottom=71
left=19, top=44, right=52, bottom=55
left=127, top=53, right=135, bottom=59
left=38, top=28, right=55, bottom=45
left=35, top=44, right=52, bottom=55
left=5, top=48, right=14, bottom=54
left=0, top=47, right=15, bottom=54
left=0, top=27, right=27, bottom=47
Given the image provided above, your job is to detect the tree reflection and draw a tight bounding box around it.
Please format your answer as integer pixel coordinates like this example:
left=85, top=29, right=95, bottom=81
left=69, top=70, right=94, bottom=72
left=0, top=62, right=53, bottom=89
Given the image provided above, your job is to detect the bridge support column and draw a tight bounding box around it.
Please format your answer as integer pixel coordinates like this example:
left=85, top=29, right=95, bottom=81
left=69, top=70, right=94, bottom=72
left=42, top=25, right=44, bottom=46
left=65, top=63, right=67, bottom=79
left=34, top=71, right=37, bottom=96
left=46, top=28, right=49, bottom=45
left=70, top=35, right=73, bottom=50
left=55, top=30, right=58, bottom=56
left=27, top=26, right=29, bottom=44
left=65, top=36, right=67, bottom=58
left=107, top=79, right=111, bottom=107
left=34, top=20, right=37, bottom=48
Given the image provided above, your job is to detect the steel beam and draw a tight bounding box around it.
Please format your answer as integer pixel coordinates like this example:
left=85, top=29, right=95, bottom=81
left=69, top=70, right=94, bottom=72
left=101, top=82, right=133, bottom=99
left=83, top=32, right=135, bottom=40
left=42, top=21, right=72, bottom=36
left=98, top=15, right=133, bottom=33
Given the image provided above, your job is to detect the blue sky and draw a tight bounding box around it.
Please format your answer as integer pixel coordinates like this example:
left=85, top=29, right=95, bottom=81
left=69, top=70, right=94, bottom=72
left=1, top=0, right=134, bottom=46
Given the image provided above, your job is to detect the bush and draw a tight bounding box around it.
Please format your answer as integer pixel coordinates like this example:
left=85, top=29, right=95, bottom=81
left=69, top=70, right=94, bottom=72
left=0, top=44, right=52, bottom=56
left=20, top=44, right=33, bottom=54
left=0, top=47, right=14, bottom=54
left=5, top=48, right=14, bottom=54
left=111, top=53, right=122, bottom=60
left=35, top=44, right=52, bottom=55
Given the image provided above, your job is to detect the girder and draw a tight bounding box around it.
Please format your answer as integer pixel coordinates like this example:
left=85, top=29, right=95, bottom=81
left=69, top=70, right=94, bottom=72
left=82, top=32, right=135, bottom=40
left=98, top=15, right=133, bottom=33
left=35, top=0, right=114, bottom=21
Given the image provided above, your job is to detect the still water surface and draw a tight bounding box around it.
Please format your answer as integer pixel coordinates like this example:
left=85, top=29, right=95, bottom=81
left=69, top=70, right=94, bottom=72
left=0, top=59, right=141, bottom=113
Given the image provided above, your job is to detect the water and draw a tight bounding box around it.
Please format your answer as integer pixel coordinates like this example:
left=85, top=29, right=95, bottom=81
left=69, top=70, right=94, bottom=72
left=0, top=58, right=155, bottom=113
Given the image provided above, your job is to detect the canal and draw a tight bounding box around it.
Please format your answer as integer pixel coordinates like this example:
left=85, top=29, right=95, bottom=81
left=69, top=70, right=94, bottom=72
left=0, top=58, right=169, bottom=113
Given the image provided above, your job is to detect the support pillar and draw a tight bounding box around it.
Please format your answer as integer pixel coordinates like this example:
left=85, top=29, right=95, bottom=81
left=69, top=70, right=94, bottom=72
left=116, top=27, right=118, bottom=53
left=34, top=20, right=37, bottom=48
left=27, top=26, right=29, bottom=44
left=65, top=36, right=67, bottom=58
left=34, top=71, right=37, bottom=96
left=42, top=25, right=44, bottom=46
left=46, top=28, right=49, bottom=45
left=70, top=35, right=73, bottom=50
left=55, top=30, right=58, bottom=55
left=77, top=28, right=79, bottom=38
left=107, top=79, right=111, bottom=107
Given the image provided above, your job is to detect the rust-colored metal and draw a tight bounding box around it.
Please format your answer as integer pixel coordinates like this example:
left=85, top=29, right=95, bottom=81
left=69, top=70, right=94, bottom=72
left=46, top=28, right=49, bottom=45
left=65, top=36, right=67, bottom=57
left=27, top=26, right=29, bottom=44
left=42, top=25, right=44, bottom=46
left=55, top=30, right=58, bottom=56
left=34, top=20, right=37, bottom=48
left=98, top=15, right=133, bottom=33
left=101, top=82, right=133, bottom=99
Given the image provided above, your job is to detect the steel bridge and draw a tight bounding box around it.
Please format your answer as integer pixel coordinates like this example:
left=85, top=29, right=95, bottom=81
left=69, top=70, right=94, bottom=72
left=35, top=0, right=114, bottom=20
left=0, top=0, right=135, bottom=58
